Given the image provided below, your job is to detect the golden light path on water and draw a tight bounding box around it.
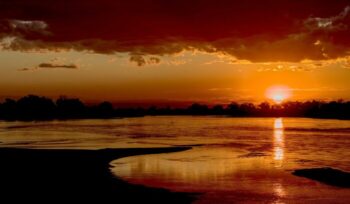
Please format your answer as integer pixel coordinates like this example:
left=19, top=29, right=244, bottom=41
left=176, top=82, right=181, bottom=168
left=273, top=118, right=286, bottom=201
left=273, top=118, right=284, bottom=164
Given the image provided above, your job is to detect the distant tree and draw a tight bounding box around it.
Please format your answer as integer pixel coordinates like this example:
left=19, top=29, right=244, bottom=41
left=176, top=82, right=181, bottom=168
left=2, top=94, right=350, bottom=120
left=258, top=102, right=270, bottom=110
left=56, top=96, right=86, bottom=118
left=0, top=98, right=17, bottom=119
left=240, top=103, right=256, bottom=115
left=188, top=103, right=209, bottom=115
left=94, top=101, right=114, bottom=118
left=16, top=95, right=56, bottom=119
left=2, top=98, right=17, bottom=111
left=147, top=106, right=157, bottom=115
left=212, top=105, right=224, bottom=115
left=226, top=102, right=240, bottom=116
left=303, top=100, right=321, bottom=117
left=258, top=102, right=271, bottom=116
left=98, top=101, right=113, bottom=112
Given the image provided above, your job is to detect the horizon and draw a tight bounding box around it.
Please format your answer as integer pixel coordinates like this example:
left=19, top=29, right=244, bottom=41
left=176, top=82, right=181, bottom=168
left=0, top=94, right=349, bottom=108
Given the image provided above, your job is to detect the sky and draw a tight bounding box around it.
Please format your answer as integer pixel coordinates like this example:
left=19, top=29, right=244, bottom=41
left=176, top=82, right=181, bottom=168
left=1, top=0, right=350, bottom=105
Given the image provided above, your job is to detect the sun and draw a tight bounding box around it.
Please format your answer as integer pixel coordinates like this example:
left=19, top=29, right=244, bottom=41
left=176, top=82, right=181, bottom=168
left=265, top=85, right=292, bottom=104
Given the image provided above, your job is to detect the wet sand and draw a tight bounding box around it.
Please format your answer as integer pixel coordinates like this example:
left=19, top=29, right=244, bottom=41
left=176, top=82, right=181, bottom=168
left=0, top=147, right=197, bottom=203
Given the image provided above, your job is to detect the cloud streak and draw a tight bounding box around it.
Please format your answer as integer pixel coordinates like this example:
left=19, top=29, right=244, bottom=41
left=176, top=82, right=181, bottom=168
left=1, top=0, right=350, bottom=63
left=38, top=63, right=78, bottom=69
left=18, top=59, right=79, bottom=71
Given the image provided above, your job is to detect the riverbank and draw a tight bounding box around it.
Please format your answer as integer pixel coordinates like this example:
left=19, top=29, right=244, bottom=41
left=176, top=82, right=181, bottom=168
left=0, top=147, right=197, bottom=203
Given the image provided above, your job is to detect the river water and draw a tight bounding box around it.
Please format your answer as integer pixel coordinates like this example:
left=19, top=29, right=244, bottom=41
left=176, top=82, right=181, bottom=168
left=1, top=116, right=350, bottom=203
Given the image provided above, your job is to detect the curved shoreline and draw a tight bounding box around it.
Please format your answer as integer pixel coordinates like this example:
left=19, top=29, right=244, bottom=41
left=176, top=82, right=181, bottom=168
left=0, top=147, right=197, bottom=203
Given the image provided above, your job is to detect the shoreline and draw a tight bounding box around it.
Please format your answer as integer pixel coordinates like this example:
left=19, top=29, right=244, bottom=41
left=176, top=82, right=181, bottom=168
left=0, top=147, right=197, bottom=203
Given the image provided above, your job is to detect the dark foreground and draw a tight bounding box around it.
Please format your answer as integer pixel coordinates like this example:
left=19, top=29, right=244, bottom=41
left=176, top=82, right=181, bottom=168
left=0, top=147, right=197, bottom=204
left=293, top=167, right=350, bottom=188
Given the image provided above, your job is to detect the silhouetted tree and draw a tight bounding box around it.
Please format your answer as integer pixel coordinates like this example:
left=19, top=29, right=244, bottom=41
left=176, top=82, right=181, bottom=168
left=16, top=95, right=56, bottom=120
left=98, top=101, right=113, bottom=112
left=2, top=95, right=350, bottom=120
left=56, top=96, right=86, bottom=118
left=93, top=101, right=114, bottom=118
left=258, top=102, right=271, bottom=116
left=226, top=102, right=240, bottom=116
left=188, top=103, right=209, bottom=115
left=0, top=98, right=17, bottom=120
left=240, top=103, right=256, bottom=116
left=211, top=105, right=224, bottom=115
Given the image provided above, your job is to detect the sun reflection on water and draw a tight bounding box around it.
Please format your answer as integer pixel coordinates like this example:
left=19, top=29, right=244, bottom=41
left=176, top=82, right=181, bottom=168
left=273, top=118, right=285, bottom=165
left=273, top=182, right=286, bottom=197
left=272, top=118, right=286, bottom=203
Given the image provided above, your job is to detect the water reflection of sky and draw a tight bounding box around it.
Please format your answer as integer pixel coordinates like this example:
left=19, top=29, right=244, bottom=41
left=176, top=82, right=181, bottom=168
left=1, top=117, right=350, bottom=202
left=111, top=118, right=350, bottom=203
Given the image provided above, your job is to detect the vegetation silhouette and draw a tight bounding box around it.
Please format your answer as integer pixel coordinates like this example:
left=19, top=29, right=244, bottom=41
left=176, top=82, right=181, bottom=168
left=1, top=95, right=350, bottom=120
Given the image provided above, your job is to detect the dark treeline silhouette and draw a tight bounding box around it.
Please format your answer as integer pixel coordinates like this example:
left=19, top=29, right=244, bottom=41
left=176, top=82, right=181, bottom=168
left=1, top=95, right=350, bottom=120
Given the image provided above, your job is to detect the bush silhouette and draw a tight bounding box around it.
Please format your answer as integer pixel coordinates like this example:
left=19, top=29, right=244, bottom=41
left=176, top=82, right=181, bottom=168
left=1, top=95, right=350, bottom=120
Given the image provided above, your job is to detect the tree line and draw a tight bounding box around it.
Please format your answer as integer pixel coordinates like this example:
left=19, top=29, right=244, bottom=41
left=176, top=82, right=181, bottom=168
left=0, top=95, right=350, bottom=120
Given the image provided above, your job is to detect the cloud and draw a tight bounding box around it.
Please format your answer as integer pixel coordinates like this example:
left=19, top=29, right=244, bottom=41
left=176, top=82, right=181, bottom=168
left=148, top=57, right=161, bottom=64
left=129, top=55, right=146, bottom=66
left=18, top=58, right=79, bottom=71
left=17, top=67, right=33, bottom=72
left=129, top=54, right=160, bottom=66
left=304, top=6, right=350, bottom=32
left=0, top=19, right=49, bottom=40
left=38, top=63, right=78, bottom=69
left=1, top=0, right=350, bottom=63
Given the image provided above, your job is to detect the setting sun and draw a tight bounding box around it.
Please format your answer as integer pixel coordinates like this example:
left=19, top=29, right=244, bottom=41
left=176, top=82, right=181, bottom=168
left=265, top=85, right=292, bottom=104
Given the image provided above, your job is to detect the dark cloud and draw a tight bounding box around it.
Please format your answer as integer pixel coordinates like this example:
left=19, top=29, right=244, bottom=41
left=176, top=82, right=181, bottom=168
left=18, top=62, right=78, bottom=71
left=17, top=67, right=32, bottom=72
left=129, top=54, right=146, bottom=66
left=38, top=63, right=78, bottom=69
left=1, top=0, right=350, bottom=62
left=129, top=55, right=161, bottom=66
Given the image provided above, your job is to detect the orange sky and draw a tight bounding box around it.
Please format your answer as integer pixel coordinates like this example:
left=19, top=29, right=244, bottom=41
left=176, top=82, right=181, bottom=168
left=1, top=1, right=350, bottom=105
left=1, top=50, right=349, bottom=105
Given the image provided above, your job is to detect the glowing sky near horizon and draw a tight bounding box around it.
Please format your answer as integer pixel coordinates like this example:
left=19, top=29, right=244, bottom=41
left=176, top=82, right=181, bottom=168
left=1, top=49, right=349, bottom=104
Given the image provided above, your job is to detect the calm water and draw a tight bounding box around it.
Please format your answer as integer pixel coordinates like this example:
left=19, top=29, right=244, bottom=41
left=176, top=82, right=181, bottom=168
left=1, top=116, right=350, bottom=203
